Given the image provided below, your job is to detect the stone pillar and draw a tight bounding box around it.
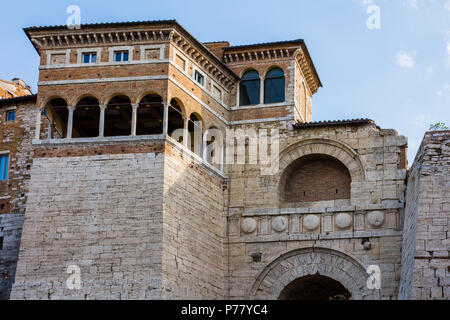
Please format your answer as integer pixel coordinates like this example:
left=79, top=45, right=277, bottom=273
left=99, top=105, right=106, bottom=137
left=183, top=117, right=189, bottom=149
left=66, top=106, right=75, bottom=139
left=47, top=120, right=52, bottom=140
left=163, top=103, right=169, bottom=136
left=131, top=104, right=138, bottom=136
left=260, top=76, right=264, bottom=105
left=34, top=108, right=42, bottom=140
left=220, top=145, right=224, bottom=172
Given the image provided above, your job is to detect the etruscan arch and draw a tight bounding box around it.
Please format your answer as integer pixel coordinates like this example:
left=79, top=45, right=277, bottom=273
left=250, top=248, right=379, bottom=300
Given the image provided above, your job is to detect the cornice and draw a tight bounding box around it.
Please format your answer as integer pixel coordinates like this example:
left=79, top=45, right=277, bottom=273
left=27, top=27, right=237, bottom=91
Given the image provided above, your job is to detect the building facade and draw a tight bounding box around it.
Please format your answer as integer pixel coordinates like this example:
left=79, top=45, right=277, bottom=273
left=0, top=20, right=448, bottom=300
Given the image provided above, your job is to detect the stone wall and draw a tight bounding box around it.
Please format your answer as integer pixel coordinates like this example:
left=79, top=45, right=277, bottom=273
left=0, top=213, right=25, bottom=300
left=11, top=150, right=166, bottom=300
left=399, top=131, right=450, bottom=300
left=227, top=121, right=407, bottom=300
left=161, top=143, right=227, bottom=299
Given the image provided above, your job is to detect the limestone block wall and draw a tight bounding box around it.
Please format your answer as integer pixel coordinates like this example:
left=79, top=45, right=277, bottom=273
left=0, top=213, right=25, bottom=300
left=11, top=151, right=166, bottom=300
left=161, top=144, right=226, bottom=299
left=399, top=131, right=450, bottom=300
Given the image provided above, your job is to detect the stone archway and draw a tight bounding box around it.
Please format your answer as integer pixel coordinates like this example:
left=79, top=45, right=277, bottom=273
left=250, top=248, right=379, bottom=300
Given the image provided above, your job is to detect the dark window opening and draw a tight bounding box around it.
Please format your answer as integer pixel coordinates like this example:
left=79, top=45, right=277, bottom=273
left=137, top=94, right=164, bottom=135
left=0, top=237, right=3, bottom=250
left=114, top=51, right=129, bottom=62
left=194, top=71, right=204, bottom=86
left=6, top=110, right=15, bottom=122
left=105, top=95, right=132, bottom=137
left=0, top=155, right=9, bottom=181
left=73, top=97, right=100, bottom=138
left=188, top=113, right=203, bottom=156
left=168, top=99, right=185, bottom=138
left=279, top=274, right=352, bottom=300
left=239, top=70, right=260, bottom=106
left=264, top=68, right=285, bottom=104
left=82, top=52, right=97, bottom=64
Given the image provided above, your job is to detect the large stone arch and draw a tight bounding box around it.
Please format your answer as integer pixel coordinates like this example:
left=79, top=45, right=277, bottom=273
left=250, top=247, right=379, bottom=300
left=278, top=138, right=365, bottom=183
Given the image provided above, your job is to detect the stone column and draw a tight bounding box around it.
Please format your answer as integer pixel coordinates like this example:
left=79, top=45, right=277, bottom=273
left=99, top=105, right=106, bottom=137
left=220, top=145, right=225, bottom=172
left=66, top=106, right=75, bottom=139
left=131, top=104, right=138, bottom=136
left=34, top=108, right=42, bottom=140
left=260, top=76, right=264, bottom=105
left=163, top=103, right=169, bottom=136
left=47, top=120, right=52, bottom=140
left=183, top=117, right=189, bottom=149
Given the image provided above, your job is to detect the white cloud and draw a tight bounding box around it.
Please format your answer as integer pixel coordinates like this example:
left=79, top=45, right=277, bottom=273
left=444, top=1, right=450, bottom=11
left=446, top=42, right=450, bottom=67
left=410, top=113, right=432, bottom=128
left=354, top=0, right=374, bottom=6
left=407, top=0, right=418, bottom=9
left=396, top=51, right=415, bottom=69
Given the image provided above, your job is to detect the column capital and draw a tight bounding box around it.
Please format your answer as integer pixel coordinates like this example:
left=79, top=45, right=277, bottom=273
left=99, top=105, right=107, bottom=110
left=132, top=103, right=139, bottom=110
left=67, top=106, right=75, bottom=111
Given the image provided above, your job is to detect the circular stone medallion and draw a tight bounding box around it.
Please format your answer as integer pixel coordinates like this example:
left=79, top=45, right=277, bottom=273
left=335, top=213, right=352, bottom=229
left=272, top=216, right=288, bottom=233
left=241, top=218, right=257, bottom=234
left=303, top=215, right=320, bottom=231
left=368, top=211, right=385, bottom=228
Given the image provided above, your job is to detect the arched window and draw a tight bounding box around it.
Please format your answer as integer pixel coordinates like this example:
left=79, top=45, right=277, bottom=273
left=264, top=68, right=285, bottom=104
left=188, top=113, right=203, bottom=156
left=239, top=70, right=260, bottom=106
left=105, top=95, right=133, bottom=137
left=73, top=97, right=100, bottom=138
left=168, top=98, right=185, bottom=137
left=137, top=94, right=164, bottom=135
left=44, top=98, right=68, bottom=139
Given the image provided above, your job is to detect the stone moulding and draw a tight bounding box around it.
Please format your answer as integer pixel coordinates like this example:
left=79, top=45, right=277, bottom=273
left=249, top=247, right=380, bottom=300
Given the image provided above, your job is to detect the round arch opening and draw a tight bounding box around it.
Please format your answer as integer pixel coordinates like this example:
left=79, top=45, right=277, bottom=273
left=278, top=274, right=352, bottom=300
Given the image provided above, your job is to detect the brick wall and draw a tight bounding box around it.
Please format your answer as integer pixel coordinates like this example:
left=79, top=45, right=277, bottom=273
left=0, top=100, right=38, bottom=299
left=399, top=131, right=450, bottom=300
left=283, top=155, right=351, bottom=203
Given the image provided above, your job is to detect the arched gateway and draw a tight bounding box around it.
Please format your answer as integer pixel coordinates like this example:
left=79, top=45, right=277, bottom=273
left=250, top=248, right=380, bottom=300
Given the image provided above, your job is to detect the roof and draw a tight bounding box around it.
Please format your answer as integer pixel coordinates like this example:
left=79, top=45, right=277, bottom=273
left=0, top=94, right=37, bottom=106
left=224, top=39, right=305, bottom=51
left=23, top=19, right=177, bottom=32
left=23, top=19, right=240, bottom=81
left=224, top=38, right=322, bottom=89
left=293, top=119, right=374, bottom=129
left=0, top=79, right=32, bottom=99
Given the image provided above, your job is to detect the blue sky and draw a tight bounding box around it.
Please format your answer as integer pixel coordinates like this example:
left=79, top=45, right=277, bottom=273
left=1, top=0, right=449, bottom=163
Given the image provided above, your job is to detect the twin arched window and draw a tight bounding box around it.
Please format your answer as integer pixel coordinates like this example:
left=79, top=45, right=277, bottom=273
left=239, top=68, right=285, bottom=106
